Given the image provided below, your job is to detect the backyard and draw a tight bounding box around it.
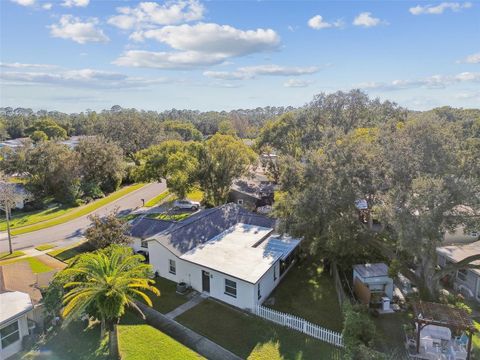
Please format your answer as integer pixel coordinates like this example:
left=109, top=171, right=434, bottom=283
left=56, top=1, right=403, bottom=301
left=265, top=258, right=344, bottom=331
left=176, top=299, right=342, bottom=360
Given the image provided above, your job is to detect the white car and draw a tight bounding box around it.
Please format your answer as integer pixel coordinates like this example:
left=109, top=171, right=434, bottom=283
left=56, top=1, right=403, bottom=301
left=173, top=199, right=200, bottom=211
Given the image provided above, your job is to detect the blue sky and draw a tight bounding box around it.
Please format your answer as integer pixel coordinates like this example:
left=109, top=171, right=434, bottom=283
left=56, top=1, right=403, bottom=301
left=1, top=0, right=479, bottom=112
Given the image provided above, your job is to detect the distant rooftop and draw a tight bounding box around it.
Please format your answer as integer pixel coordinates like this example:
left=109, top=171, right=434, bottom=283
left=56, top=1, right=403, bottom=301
left=437, top=240, right=480, bottom=276
left=354, top=263, right=389, bottom=278
left=181, top=223, right=300, bottom=283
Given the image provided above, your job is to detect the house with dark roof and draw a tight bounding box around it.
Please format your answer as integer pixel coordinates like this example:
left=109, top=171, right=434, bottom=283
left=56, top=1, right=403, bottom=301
left=129, top=203, right=301, bottom=310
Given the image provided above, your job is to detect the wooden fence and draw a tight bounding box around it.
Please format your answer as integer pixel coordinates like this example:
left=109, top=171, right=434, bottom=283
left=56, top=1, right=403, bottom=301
left=332, top=261, right=348, bottom=307
left=252, top=305, right=344, bottom=348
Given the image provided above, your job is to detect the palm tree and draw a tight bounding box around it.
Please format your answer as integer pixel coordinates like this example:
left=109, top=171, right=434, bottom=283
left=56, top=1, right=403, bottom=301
left=61, top=246, right=160, bottom=348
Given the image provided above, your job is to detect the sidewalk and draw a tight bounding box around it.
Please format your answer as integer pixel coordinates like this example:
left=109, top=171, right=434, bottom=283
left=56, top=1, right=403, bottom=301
left=165, top=293, right=205, bottom=319
left=137, top=301, right=241, bottom=360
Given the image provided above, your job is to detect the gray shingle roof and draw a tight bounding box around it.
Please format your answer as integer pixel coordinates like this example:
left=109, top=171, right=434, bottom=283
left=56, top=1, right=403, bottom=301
left=145, top=203, right=276, bottom=257
left=130, top=217, right=174, bottom=239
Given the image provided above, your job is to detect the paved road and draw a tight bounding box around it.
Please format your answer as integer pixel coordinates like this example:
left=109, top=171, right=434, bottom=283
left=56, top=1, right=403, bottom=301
left=0, top=182, right=166, bottom=252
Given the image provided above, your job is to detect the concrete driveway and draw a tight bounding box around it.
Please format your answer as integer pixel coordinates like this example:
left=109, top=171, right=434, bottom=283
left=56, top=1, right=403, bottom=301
left=0, top=182, right=166, bottom=253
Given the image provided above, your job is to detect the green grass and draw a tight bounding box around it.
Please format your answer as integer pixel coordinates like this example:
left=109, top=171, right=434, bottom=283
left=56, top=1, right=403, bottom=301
left=145, top=190, right=171, bottom=207
left=186, top=188, right=204, bottom=202
left=0, top=256, right=53, bottom=273
left=148, top=277, right=191, bottom=314
left=473, top=320, right=480, bottom=357
left=146, top=212, right=192, bottom=222
left=176, top=299, right=342, bottom=360
left=35, top=243, right=56, bottom=251
left=118, top=314, right=203, bottom=360
left=47, top=242, right=92, bottom=263
left=372, top=312, right=411, bottom=354
left=16, top=321, right=109, bottom=360
left=3, top=183, right=145, bottom=235
left=0, top=250, right=25, bottom=260
left=119, top=213, right=142, bottom=221
left=266, top=259, right=343, bottom=331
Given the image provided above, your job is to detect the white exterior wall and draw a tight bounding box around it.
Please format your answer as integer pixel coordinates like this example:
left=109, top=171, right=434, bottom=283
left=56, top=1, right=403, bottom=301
left=148, top=241, right=259, bottom=310
left=254, top=260, right=280, bottom=306
left=0, top=315, right=29, bottom=360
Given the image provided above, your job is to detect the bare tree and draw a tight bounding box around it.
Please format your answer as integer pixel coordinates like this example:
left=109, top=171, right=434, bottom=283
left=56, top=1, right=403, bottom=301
left=0, top=176, right=31, bottom=254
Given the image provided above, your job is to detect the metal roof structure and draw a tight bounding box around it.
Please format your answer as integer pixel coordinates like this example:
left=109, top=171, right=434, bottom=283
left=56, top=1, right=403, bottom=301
left=353, top=263, right=389, bottom=278
left=413, top=301, right=478, bottom=333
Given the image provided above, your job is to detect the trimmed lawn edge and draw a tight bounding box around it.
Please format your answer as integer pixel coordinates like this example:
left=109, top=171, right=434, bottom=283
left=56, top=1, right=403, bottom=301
left=0, top=250, right=25, bottom=260
left=10, top=183, right=146, bottom=235
left=145, top=190, right=171, bottom=207
left=35, top=243, right=57, bottom=251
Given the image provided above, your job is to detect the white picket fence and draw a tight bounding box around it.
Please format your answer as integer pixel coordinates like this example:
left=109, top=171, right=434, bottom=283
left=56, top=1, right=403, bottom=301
left=253, top=305, right=344, bottom=348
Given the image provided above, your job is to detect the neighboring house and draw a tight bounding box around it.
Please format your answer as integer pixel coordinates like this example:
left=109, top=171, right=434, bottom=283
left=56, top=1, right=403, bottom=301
left=443, top=226, right=479, bottom=245
left=130, top=204, right=301, bottom=310
left=129, top=217, right=174, bottom=253
left=229, top=166, right=276, bottom=211
left=437, top=240, right=480, bottom=303
left=0, top=262, right=45, bottom=359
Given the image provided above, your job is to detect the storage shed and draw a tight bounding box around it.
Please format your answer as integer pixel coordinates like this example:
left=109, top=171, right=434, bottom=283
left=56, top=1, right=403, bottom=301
left=353, top=263, right=394, bottom=309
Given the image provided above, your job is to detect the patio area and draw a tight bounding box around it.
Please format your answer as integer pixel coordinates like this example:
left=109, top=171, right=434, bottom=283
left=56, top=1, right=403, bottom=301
left=406, top=301, right=478, bottom=360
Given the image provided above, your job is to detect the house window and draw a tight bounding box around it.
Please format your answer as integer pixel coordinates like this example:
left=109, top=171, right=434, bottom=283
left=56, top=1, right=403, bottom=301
left=1, top=321, right=20, bottom=349
left=273, top=266, right=277, bottom=281
left=457, top=269, right=468, bottom=281
left=258, top=282, right=261, bottom=300
left=237, top=199, right=244, bottom=205
left=169, top=259, right=176, bottom=275
left=140, top=240, right=148, bottom=249
left=225, top=279, right=237, bottom=298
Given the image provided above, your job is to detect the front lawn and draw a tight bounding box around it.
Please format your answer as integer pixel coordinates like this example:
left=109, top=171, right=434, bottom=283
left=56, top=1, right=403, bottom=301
left=146, top=212, right=192, bottom=222
left=176, top=299, right=342, bottom=360
left=0, top=257, right=53, bottom=273
left=47, top=242, right=92, bottom=263
left=118, top=314, right=203, bottom=360
left=473, top=320, right=480, bottom=357
left=5, top=183, right=145, bottom=235
left=148, top=277, right=190, bottom=314
left=266, top=259, right=343, bottom=331
left=16, top=321, right=108, bottom=360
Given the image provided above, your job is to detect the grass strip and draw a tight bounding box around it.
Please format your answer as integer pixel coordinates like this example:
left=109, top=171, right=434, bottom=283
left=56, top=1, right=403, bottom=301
left=8, top=183, right=145, bottom=235
left=35, top=243, right=56, bottom=251
left=144, top=190, right=171, bottom=207
left=0, top=250, right=25, bottom=260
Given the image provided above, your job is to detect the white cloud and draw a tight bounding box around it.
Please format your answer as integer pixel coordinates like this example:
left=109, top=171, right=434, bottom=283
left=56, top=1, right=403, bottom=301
left=409, top=2, right=472, bottom=15
left=42, top=2, right=52, bottom=9
left=283, top=79, right=314, bottom=88
left=113, top=50, right=226, bottom=69
left=49, top=15, right=109, bottom=44
left=62, top=0, right=89, bottom=7
left=307, top=15, right=343, bottom=30
left=0, top=62, right=58, bottom=69
left=357, top=71, right=480, bottom=90
left=459, top=52, right=480, bottom=64
left=108, top=0, right=204, bottom=30
left=115, top=23, right=280, bottom=69
left=0, top=67, right=170, bottom=89
left=10, top=0, right=35, bottom=6
left=204, top=64, right=320, bottom=80
left=353, top=12, right=385, bottom=27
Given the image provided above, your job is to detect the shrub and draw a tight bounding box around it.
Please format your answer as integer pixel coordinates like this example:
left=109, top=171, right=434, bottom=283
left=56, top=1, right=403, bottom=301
left=342, top=303, right=378, bottom=359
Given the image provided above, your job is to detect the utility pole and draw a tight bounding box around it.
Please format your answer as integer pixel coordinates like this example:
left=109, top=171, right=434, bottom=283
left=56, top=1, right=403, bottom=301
left=0, top=179, right=30, bottom=254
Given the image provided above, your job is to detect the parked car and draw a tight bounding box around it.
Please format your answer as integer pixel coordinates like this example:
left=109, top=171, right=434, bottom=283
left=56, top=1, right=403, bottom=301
left=173, top=199, right=200, bottom=211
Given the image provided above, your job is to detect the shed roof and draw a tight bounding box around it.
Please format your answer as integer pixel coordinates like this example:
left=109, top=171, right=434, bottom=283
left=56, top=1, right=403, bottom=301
left=353, top=263, right=389, bottom=278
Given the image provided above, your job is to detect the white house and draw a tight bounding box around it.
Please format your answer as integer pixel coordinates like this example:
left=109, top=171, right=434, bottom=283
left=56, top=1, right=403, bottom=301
left=437, top=240, right=480, bottom=303
left=0, top=291, right=33, bottom=359
left=130, top=204, right=301, bottom=310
